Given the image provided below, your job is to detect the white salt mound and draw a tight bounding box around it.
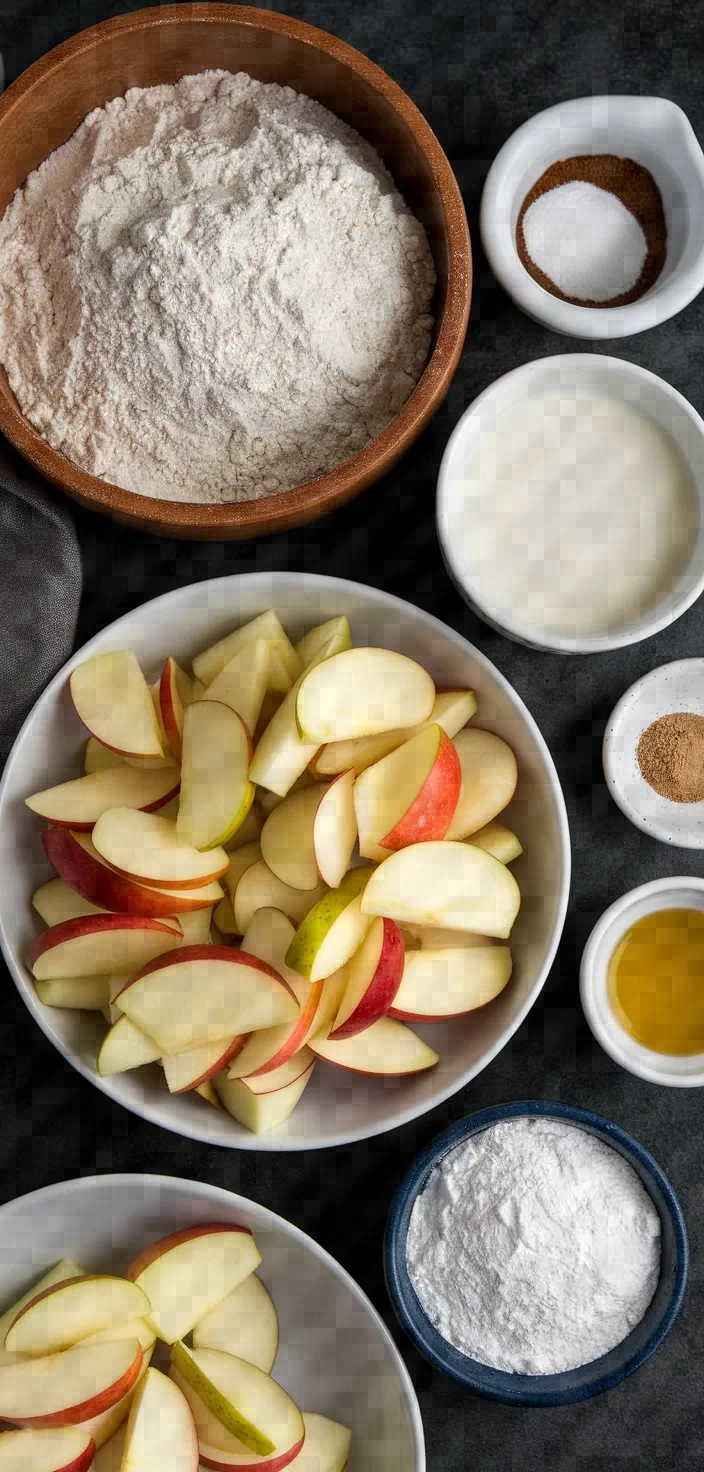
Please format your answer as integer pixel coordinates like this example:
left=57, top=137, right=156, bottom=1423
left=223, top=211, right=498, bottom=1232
left=522, top=180, right=647, bottom=302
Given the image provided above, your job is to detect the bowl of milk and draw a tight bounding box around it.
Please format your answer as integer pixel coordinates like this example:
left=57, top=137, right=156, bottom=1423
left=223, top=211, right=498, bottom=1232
left=437, top=354, right=704, bottom=654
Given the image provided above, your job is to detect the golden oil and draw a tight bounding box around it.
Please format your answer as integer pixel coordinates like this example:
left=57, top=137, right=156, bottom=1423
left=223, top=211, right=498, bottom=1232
left=608, top=908, right=704, bottom=1055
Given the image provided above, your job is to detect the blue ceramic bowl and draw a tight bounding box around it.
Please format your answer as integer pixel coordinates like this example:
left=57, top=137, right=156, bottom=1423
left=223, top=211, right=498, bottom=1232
left=385, top=1101, right=688, bottom=1406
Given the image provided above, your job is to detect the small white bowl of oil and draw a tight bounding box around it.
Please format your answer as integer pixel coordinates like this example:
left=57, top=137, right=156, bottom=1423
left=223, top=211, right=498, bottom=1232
left=603, top=658, right=704, bottom=847
left=580, top=877, right=704, bottom=1087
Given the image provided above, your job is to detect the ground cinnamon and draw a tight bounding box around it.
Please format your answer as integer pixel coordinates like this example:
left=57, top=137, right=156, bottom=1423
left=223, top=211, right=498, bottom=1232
left=637, top=712, right=704, bottom=803
left=516, top=155, right=667, bottom=308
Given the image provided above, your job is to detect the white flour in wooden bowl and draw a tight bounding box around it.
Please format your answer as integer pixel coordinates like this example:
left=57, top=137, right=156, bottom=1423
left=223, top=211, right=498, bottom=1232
left=0, top=71, right=435, bottom=503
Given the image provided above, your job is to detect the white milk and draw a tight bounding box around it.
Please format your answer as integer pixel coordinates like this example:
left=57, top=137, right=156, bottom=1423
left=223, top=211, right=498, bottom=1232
left=454, top=392, right=698, bottom=639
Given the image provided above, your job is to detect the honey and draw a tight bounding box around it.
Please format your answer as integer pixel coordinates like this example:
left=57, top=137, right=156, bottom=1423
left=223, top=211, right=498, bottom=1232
left=608, top=908, right=704, bottom=1056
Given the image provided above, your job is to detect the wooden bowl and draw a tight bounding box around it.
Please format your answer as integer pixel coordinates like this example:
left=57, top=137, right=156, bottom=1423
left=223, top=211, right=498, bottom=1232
left=0, top=4, right=471, bottom=541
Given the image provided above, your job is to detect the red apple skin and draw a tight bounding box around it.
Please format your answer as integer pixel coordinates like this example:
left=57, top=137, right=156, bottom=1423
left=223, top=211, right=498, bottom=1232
left=245, top=978, right=324, bottom=1077
left=29, top=914, right=182, bottom=967
left=329, top=919, right=404, bottom=1040
left=101, top=850, right=229, bottom=892
left=125, top=1223, right=252, bottom=1283
left=200, top=1436, right=305, bottom=1472
left=380, top=728, right=461, bottom=851
left=116, top=945, right=297, bottom=1006
left=42, top=830, right=215, bottom=917
left=8, top=1343, right=143, bottom=1428
left=160, top=658, right=186, bottom=763
left=171, top=1035, right=249, bottom=1093
left=6, top=1275, right=92, bottom=1337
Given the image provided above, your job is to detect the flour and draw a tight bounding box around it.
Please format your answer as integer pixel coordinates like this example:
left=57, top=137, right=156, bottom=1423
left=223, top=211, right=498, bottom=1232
left=406, top=1117, right=661, bottom=1375
left=0, top=71, right=435, bottom=502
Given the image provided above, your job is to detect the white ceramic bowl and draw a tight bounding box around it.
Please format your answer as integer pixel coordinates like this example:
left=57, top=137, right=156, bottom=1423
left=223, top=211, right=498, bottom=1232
left=0, top=1172, right=424, bottom=1469
left=580, top=877, right=704, bottom=1087
left=437, top=354, right=704, bottom=654
left=480, top=96, right=704, bottom=339
left=0, top=572, right=570, bottom=1150
left=603, top=659, right=704, bottom=847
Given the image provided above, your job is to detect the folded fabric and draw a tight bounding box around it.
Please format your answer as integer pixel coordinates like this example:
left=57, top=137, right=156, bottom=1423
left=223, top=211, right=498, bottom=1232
left=0, top=437, right=82, bottom=764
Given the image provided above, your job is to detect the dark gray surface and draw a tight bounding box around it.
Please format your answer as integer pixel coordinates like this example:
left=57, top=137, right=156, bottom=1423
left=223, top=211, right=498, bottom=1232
left=2, top=2, right=704, bottom=1467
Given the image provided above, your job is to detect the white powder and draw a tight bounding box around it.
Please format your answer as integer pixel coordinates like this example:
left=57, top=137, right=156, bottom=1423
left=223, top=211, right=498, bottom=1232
left=0, top=71, right=435, bottom=503
left=406, top=1117, right=661, bottom=1375
left=522, top=180, right=647, bottom=301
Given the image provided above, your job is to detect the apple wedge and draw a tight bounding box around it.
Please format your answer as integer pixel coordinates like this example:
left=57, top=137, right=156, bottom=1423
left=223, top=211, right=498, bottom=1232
left=233, top=862, right=327, bottom=937
left=75, top=1349, right=152, bottom=1453
left=295, top=616, right=351, bottom=668
left=248, top=682, right=320, bottom=800
left=177, top=907, right=215, bottom=945
left=284, top=868, right=373, bottom=983
left=162, top=1035, right=247, bottom=1094
left=310, top=687, right=478, bottom=778
left=0, top=1426, right=97, bottom=1471
left=389, top=944, right=512, bottom=1020
left=78, top=1321, right=156, bottom=1355
left=214, top=1055, right=316, bottom=1135
left=288, top=1413, right=351, bottom=1472
left=33, top=878, right=105, bottom=927
left=213, top=896, right=239, bottom=936
left=25, top=765, right=180, bottom=829
left=445, top=728, right=519, bottom=840
left=309, top=1017, right=438, bottom=1075
left=401, top=922, right=493, bottom=949
left=0, top=1260, right=86, bottom=1372
left=223, top=843, right=263, bottom=909
left=92, top=1428, right=125, bottom=1469
left=353, top=724, right=461, bottom=860
left=84, top=738, right=124, bottom=775
left=226, top=910, right=322, bottom=1077
left=158, top=659, right=195, bottom=764
left=91, top=810, right=228, bottom=889
left=127, top=1225, right=261, bottom=1346
left=6, top=1277, right=151, bottom=1358
left=35, top=977, right=111, bottom=1011
left=172, top=1364, right=303, bottom=1471
left=170, top=1344, right=303, bottom=1461
left=117, top=946, right=298, bottom=1054
left=70, top=653, right=164, bottom=762
left=97, top=1017, right=162, bottom=1076
left=360, top=841, right=521, bottom=939
left=467, top=819, right=523, bottom=864
left=224, top=805, right=263, bottom=853
left=192, top=1275, right=279, bottom=1373
left=328, top=917, right=404, bottom=1039
left=196, top=1079, right=223, bottom=1109
left=296, top=648, right=435, bottom=743
left=311, top=771, right=357, bottom=889
left=193, top=612, right=302, bottom=693
left=31, top=916, right=182, bottom=982
left=43, top=831, right=223, bottom=917
left=260, top=787, right=322, bottom=891
left=178, top=702, right=255, bottom=852
left=227, top=961, right=348, bottom=1079
left=201, top=642, right=270, bottom=738
left=0, top=1337, right=143, bottom=1428
left=119, top=1366, right=198, bottom=1472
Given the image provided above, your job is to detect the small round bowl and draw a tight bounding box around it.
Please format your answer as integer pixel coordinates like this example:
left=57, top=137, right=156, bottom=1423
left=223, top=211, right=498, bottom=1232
left=437, top=354, right=704, bottom=654
left=0, top=1173, right=425, bottom=1470
left=480, top=95, right=704, bottom=339
left=0, top=5, right=470, bottom=540
left=581, top=876, right=704, bottom=1087
left=603, top=659, right=704, bottom=846
left=385, top=1101, right=687, bottom=1405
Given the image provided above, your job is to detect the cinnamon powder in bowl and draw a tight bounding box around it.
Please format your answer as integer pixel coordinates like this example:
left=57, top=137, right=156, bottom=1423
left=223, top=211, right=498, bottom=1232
left=637, top=713, right=704, bottom=803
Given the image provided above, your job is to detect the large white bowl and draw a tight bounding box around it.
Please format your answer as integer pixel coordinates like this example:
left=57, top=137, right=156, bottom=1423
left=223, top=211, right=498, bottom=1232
left=0, top=1172, right=423, bottom=1469
left=0, top=572, right=570, bottom=1149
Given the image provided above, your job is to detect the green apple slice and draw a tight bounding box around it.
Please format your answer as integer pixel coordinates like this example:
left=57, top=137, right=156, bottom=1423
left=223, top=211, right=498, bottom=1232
left=170, top=1344, right=303, bottom=1459
left=284, top=867, right=374, bottom=982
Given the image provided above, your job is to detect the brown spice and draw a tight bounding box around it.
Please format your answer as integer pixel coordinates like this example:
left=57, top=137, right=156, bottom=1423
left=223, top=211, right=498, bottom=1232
left=637, top=713, right=704, bottom=803
left=516, top=155, right=667, bottom=308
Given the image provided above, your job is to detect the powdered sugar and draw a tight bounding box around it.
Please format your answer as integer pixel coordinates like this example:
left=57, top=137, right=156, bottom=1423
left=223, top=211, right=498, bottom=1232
left=406, top=1116, right=661, bottom=1375
left=0, top=71, right=435, bottom=502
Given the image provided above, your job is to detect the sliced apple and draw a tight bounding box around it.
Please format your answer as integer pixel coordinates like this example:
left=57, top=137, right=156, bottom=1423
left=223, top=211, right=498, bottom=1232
left=92, top=1428, right=125, bottom=1469
left=158, top=659, right=195, bottom=764
left=0, top=1426, right=96, bottom=1470
left=310, top=687, right=478, bottom=778
left=35, top=977, right=111, bottom=1011
left=310, top=1017, right=438, bottom=1075
left=120, top=1366, right=198, bottom=1471
left=6, top=1278, right=150, bottom=1358
left=467, top=819, right=523, bottom=864
left=33, top=878, right=105, bottom=928
left=389, top=944, right=512, bottom=1021
left=261, top=787, right=322, bottom=891
left=97, top=1017, right=161, bottom=1076
left=294, top=616, right=352, bottom=668
left=70, top=653, right=163, bottom=761
left=224, top=806, right=263, bottom=854
left=249, top=684, right=320, bottom=800
left=354, top=724, right=461, bottom=860
left=311, top=771, right=357, bottom=889
left=445, top=728, right=518, bottom=840
left=213, top=1056, right=316, bottom=1135
left=295, top=648, right=435, bottom=743
left=194, top=612, right=302, bottom=692
left=0, top=1261, right=86, bottom=1372
left=196, top=1079, right=223, bottom=1109
left=0, top=1337, right=142, bottom=1428
left=223, top=844, right=263, bottom=909
left=127, top=1226, right=261, bottom=1346
left=360, top=841, right=521, bottom=939
left=31, top=915, right=182, bottom=982
left=170, top=1344, right=302, bottom=1460
left=78, top=1321, right=156, bottom=1355
left=401, top=922, right=494, bottom=949
left=226, top=911, right=320, bottom=1077
left=289, top=1413, right=350, bottom=1472
left=92, top=810, right=228, bottom=890
left=117, top=946, right=298, bottom=1054
left=284, top=868, right=374, bottom=982
left=178, top=702, right=255, bottom=852
left=25, top=766, right=180, bottom=830
left=43, top=831, right=222, bottom=917
left=201, top=642, right=270, bottom=738
left=84, top=738, right=123, bottom=776
left=213, top=896, right=239, bottom=936
left=177, top=907, right=214, bottom=945
left=162, top=1035, right=247, bottom=1093
left=192, top=1276, right=278, bottom=1373
left=329, top=917, right=404, bottom=1039
left=75, top=1350, right=152, bottom=1453
left=233, top=863, right=327, bottom=937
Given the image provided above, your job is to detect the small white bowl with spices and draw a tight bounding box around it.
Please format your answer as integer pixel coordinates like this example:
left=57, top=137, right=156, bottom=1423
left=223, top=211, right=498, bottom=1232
left=481, top=95, right=704, bottom=338
left=603, top=659, right=704, bottom=845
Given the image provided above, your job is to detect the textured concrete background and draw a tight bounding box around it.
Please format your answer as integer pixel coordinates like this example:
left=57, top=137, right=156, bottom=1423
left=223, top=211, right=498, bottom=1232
left=2, top=2, right=704, bottom=1467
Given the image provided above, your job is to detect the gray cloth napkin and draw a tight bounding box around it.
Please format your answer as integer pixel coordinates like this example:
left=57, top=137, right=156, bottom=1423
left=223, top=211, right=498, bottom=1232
left=0, top=438, right=82, bottom=763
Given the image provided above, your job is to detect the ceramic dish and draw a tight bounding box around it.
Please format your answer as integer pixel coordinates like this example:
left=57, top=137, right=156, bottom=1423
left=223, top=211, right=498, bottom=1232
left=580, top=876, right=704, bottom=1086
left=0, top=572, right=570, bottom=1151
left=437, top=354, right=704, bottom=654
left=384, top=1100, right=687, bottom=1405
left=0, top=1172, right=424, bottom=1469
left=0, top=3, right=470, bottom=541
left=603, top=658, right=704, bottom=846
left=480, top=95, right=704, bottom=339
